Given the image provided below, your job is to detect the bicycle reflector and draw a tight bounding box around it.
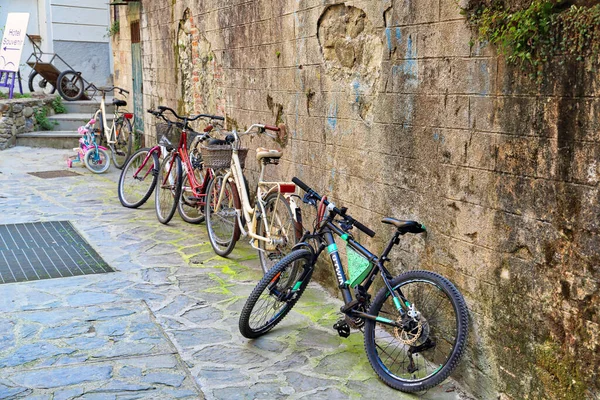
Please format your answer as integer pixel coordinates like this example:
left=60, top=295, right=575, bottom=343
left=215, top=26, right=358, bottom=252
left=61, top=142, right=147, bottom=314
left=279, top=183, right=295, bottom=194
left=345, top=242, right=373, bottom=287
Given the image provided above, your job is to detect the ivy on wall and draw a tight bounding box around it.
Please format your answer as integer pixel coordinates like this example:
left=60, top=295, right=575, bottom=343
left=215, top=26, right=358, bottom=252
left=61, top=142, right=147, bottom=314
left=463, top=1, right=600, bottom=80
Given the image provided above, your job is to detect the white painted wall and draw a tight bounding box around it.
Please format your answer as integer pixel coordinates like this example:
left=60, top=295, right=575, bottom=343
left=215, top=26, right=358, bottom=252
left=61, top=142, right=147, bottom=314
left=50, top=0, right=113, bottom=87
left=1, top=0, right=113, bottom=94
left=50, top=0, right=110, bottom=43
left=0, top=0, right=41, bottom=92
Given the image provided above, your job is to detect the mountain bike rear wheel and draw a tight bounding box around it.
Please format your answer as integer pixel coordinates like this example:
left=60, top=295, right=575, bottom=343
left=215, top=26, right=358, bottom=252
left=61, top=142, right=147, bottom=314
left=111, top=116, right=133, bottom=169
left=364, top=270, right=469, bottom=392
left=205, top=173, right=240, bottom=256
left=155, top=153, right=182, bottom=224
left=239, top=249, right=313, bottom=339
left=118, top=147, right=159, bottom=208
left=257, top=193, right=299, bottom=274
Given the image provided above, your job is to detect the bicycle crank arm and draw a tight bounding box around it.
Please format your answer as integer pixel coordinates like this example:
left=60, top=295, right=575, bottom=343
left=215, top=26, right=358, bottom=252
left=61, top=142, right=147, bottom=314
left=249, top=237, right=265, bottom=252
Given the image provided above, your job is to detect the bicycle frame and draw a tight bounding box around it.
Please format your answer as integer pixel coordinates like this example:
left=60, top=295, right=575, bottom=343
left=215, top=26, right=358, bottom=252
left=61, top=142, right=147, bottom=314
left=213, top=126, right=296, bottom=248
left=295, top=220, right=412, bottom=329
left=91, top=88, right=132, bottom=146
left=177, top=130, right=214, bottom=204
left=131, top=145, right=162, bottom=181
left=160, top=128, right=214, bottom=207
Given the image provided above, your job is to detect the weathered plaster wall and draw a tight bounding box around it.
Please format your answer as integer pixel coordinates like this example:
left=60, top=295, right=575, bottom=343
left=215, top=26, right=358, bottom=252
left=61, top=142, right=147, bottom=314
left=114, top=1, right=600, bottom=398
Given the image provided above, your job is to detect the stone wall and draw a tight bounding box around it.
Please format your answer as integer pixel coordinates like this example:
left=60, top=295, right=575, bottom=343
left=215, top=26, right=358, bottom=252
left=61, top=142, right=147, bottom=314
left=0, top=97, right=55, bottom=150
left=112, top=1, right=600, bottom=398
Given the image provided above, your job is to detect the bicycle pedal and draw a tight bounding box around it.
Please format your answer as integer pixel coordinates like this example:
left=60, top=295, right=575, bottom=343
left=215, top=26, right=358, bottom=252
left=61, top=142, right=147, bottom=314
left=333, top=320, right=351, bottom=338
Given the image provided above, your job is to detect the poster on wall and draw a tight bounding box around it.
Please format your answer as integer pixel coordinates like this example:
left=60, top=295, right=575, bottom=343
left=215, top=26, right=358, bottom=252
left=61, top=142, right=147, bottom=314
left=0, top=13, right=30, bottom=72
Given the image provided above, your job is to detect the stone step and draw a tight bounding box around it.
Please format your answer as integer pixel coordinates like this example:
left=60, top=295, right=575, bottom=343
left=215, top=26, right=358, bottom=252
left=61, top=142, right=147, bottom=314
left=16, top=131, right=81, bottom=150
left=62, top=96, right=117, bottom=114
left=48, top=113, right=114, bottom=131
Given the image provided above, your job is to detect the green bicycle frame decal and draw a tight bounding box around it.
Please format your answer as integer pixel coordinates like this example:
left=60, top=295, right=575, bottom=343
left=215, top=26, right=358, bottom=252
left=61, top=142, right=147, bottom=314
left=327, top=243, right=338, bottom=254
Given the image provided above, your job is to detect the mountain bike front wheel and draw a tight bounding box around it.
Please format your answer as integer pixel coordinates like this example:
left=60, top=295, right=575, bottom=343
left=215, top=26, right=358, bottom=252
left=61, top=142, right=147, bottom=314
left=239, top=249, right=313, bottom=339
left=155, top=153, right=182, bottom=224
left=257, top=193, right=300, bottom=274
left=205, top=173, right=240, bottom=257
left=83, top=147, right=110, bottom=174
left=118, top=147, right=159, bottom=208
left=364, top=270, right=469, bottom=392
left=111, top=117, right=133, bottom=169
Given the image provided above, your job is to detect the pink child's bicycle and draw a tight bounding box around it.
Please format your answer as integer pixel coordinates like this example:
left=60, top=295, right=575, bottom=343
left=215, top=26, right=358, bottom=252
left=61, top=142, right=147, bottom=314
left=67, top=119, right=111, bottom=173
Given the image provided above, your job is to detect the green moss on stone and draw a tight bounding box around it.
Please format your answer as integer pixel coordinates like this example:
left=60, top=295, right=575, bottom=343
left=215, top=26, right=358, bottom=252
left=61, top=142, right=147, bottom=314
left=534, top=340, right=587, bottom=399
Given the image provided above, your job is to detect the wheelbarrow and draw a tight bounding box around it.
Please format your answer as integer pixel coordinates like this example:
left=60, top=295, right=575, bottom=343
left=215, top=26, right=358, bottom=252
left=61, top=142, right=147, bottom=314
left=25, top=34, right=95, bottom=101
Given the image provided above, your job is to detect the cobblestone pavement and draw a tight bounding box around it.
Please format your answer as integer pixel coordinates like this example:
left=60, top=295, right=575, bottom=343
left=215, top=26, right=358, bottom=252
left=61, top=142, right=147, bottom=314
left=0, top=147, right=470, bottom=400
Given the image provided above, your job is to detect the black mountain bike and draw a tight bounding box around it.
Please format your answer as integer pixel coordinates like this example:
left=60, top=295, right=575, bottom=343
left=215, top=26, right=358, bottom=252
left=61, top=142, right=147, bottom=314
left=239, top=177, right=469, bottom=392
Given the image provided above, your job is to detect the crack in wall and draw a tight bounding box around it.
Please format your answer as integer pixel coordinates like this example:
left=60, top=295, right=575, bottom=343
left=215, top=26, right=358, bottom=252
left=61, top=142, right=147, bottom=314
left=317, top=4, right=383, bottom=122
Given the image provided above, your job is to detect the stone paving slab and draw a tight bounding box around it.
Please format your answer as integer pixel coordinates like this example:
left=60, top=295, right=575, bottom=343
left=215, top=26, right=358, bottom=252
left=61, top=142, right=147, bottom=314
left=0, top=147, right=472, bottom=400
left=1, top=354, right=200, bottom=399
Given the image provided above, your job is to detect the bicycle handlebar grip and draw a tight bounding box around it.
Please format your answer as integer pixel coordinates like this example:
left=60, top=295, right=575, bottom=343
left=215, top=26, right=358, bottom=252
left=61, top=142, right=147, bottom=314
left=291, top=177, right=311, bottom=194
left=264, top=125, right=280, bottom=131
left=352, top=219, right=376, bottom=238
left=211, top=115, right=225, bottom=121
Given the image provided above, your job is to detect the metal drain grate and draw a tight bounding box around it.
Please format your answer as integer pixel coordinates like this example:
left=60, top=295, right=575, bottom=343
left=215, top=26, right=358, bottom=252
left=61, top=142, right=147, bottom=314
left=0, top=221, right=113, bottom=284
left=28, top=170, right=81, bottom=179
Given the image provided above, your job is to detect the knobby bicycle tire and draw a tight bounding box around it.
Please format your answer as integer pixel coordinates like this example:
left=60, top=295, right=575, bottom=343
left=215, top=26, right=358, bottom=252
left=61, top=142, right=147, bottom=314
left=118, top=147, right=160, bottom=208
left=257, top=193, right=300, bottom=274
left=239, top=249, right=313, bottom=339
left=111, top=116, right=133, bottom=169
left=155, top=153, right=182, bottom=224
left=363, top=270, right=469, bottom=392
left=205, top=173, right=240, bottom=257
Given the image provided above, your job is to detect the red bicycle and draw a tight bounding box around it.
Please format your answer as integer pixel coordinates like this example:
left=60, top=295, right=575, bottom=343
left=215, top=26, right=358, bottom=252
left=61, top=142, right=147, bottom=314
left=118, top=107, right=224, bottom=226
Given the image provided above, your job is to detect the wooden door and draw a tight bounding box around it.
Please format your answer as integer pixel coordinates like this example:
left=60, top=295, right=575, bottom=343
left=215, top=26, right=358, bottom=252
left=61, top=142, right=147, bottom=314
left=130, top=20, right=143, bottom=134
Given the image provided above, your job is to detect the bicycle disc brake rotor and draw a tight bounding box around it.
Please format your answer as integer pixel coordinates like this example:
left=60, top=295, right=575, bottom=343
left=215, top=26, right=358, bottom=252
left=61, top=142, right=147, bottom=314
left=394, top=316, right=429, bottom=346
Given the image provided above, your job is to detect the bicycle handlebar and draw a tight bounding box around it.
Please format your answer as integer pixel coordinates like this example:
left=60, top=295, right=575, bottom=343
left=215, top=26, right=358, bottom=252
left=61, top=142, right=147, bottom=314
left=292, top=177, right=376, bottom=238
left=155, top=105, right=224, bottom=122
left=234, top=123, right=282, bottom=142
left=89, top=84, right=129, bottom=95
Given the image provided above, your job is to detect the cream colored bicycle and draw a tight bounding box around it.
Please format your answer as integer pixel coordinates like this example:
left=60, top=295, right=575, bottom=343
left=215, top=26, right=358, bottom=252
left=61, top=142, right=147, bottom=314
left=203, top=124, right=300, bottom=272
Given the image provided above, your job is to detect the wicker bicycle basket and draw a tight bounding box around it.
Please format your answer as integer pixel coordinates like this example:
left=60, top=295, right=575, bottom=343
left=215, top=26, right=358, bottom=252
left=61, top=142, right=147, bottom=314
left=156, top=123, right=181, bottom=150
left=200, top=145, right=248, bottom=170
